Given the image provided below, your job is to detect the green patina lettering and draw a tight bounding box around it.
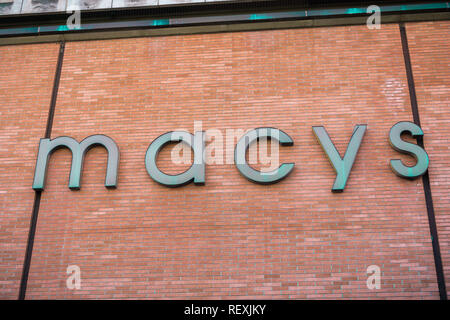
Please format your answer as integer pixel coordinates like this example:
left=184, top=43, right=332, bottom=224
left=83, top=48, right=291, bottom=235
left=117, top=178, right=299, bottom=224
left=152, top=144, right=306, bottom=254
left=313, top=125, right=367, bottom=192
left=389, top=121, right=429, bottom=179
left=32, top=135, right=119, bottom=191
left=145, top=131, right=205, bottom=187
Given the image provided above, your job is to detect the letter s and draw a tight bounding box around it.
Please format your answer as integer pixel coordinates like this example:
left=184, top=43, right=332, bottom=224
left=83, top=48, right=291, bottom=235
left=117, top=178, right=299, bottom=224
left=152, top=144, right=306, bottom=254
left=389, top=121, right=429, bottom=179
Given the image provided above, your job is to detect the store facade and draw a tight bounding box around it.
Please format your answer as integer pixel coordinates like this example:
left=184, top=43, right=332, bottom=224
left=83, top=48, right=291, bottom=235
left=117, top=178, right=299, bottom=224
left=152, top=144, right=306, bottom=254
left=0, top=1, right=449, bottom=299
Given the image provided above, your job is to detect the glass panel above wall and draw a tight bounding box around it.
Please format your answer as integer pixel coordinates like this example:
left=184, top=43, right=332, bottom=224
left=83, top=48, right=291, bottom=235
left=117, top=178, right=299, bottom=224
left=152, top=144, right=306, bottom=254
left=2, top=1, right=447, bottom=17
left=112, top=0, right=157, bottom=9
left=111, top=0, right=236, bottom=9
left=0, top=0, right=238, bottom=14
left=21, top=0, right=67, bottom=13
left=159, top=0, right=206, bottom=4
left=67, top=0, right=112, bottom=10
left=0, top=0, right=22, bottom=15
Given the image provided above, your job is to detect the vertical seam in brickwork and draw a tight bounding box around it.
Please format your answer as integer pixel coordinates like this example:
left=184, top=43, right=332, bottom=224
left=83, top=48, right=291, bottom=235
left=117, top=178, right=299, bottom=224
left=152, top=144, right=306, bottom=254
left=18, top=41, right=65, bottom=300
left=45, top=42, right=65, bottom=139
left=399, top=22, right=447, bottom=300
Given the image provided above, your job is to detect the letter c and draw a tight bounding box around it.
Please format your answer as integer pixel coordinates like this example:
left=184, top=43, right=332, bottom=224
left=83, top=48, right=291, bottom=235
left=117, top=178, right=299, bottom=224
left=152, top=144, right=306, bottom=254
left=234, top=127, right=294, bottom=184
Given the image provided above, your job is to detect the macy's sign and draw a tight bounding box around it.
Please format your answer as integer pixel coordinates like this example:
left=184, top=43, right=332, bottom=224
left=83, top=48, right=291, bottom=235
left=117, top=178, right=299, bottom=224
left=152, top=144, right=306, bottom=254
left=32, top=121, right=429, bottom=193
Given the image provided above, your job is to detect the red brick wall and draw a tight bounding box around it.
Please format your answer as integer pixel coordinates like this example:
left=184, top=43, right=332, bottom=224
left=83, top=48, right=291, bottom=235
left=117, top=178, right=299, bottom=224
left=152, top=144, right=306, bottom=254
left=0, top=22, right=448, bottom=299
left=0, top=43, right=59, bottom=299
left=407, top=20, right=450, bottom=297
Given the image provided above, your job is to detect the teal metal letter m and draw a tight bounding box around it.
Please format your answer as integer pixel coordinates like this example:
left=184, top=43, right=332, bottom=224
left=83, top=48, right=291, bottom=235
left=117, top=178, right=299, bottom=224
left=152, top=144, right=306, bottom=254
left=32, top=135, right=119, bottom=191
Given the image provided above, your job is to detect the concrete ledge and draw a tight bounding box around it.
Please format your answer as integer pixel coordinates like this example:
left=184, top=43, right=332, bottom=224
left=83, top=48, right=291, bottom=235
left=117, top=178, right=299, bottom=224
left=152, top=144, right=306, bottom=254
left=0, top=11, right=449, bottom=46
